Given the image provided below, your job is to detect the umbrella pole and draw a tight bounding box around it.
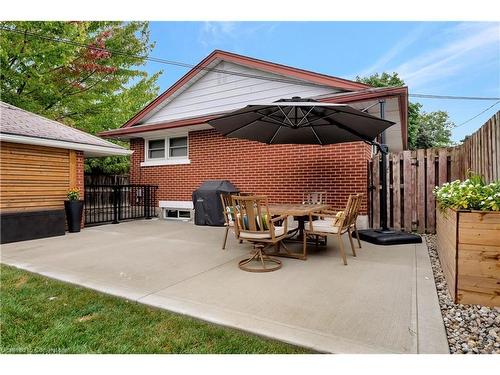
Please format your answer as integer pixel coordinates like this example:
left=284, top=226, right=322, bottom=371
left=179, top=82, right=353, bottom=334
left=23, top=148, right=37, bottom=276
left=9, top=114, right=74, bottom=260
left=378, top=100, right=392, bottom=233
left=356, top=101, right=422, bottom=245
left=378, top=143, right=392, bottom=233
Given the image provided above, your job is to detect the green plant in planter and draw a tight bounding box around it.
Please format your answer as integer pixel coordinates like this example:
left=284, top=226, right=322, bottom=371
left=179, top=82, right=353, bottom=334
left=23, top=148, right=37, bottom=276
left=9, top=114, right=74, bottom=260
left=67, top=187, right=80, bottom=201
left=433, top=173, right=500, bottom=211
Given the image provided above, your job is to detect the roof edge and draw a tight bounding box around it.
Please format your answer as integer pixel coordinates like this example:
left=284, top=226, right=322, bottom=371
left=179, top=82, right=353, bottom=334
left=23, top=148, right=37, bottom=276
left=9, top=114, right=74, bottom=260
left=100, top=87, right=409, bottom=147
left=212, top=50, right=371, bottom=90
left=0, top=133, right=132, bottom=157
left=119, top=49, right=371, bottom=129
left=100, top=114, right=219, bottom=139
left=321, top=86, right=409, bottom=150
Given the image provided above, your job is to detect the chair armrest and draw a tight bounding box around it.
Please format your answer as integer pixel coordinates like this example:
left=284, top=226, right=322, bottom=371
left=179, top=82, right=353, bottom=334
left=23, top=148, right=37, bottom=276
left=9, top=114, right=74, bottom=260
left=311, top=213, right=338, bottom=220
left=270, top=215, right=287, bottom=223
left=270, top=214, right=288, bottom=236
left=320, top=209, right=339, bottom=215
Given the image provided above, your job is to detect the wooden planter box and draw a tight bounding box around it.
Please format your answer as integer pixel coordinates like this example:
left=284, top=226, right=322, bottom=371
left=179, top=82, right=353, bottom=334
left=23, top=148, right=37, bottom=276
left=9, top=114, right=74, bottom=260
left=436, top=208, right=500, bottom=307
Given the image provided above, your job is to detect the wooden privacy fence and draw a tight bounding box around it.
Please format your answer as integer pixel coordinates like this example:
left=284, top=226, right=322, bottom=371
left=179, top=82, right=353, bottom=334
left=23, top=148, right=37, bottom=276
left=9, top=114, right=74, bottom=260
left=84, top=174, right=130, bottom=186
left=368, top=111, right=500, bottom=234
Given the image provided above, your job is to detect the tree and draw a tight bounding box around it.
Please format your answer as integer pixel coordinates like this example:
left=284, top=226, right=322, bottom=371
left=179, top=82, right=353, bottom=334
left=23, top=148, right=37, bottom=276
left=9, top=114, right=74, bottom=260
left=412, top=111, right=453, bottom=149
left=355, top=72, right=454, bottom=149
left=0, top=21, right=161, bottom=174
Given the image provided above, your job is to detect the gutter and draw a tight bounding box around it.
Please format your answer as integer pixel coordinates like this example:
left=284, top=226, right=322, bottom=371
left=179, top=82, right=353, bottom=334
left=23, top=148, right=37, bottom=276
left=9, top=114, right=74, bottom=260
left=0, top=133, right=133, bottom=157
left=99, top=114, right=219, bottom=139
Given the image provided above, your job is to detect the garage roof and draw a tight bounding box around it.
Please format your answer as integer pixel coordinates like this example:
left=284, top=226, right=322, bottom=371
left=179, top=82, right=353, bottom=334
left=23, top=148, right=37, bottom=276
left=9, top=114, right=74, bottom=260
left=0, top=102, right=131, bottom=157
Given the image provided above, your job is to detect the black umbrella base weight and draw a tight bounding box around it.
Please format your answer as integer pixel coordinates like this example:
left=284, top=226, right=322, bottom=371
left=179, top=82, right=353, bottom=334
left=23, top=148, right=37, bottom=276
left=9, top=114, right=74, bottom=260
left=355, top=229, right=422, bottom=245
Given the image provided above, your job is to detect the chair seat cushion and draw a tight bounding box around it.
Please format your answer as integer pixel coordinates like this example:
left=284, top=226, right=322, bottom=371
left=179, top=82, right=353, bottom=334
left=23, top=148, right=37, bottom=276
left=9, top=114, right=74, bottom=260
left=287, top=217, right=299, bottom=230
left=305, top=219, right=340, bottom=234
left=239, top=226, right=285, bottom=240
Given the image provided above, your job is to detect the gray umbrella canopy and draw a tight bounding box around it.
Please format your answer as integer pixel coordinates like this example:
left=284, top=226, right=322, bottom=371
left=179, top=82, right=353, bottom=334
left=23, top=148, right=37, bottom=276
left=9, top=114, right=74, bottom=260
left=207, top=97, right=395, bottom=145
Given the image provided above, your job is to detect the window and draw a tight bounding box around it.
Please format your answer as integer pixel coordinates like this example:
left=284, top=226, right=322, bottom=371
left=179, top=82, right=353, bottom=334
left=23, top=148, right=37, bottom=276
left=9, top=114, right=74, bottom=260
left=164, top=209, right=192, bottom=220
left=143, top=135, right=190, bottom=166
left=168, top=136, right=188, bottom=158
left=148, top=139, right=165, bottom=159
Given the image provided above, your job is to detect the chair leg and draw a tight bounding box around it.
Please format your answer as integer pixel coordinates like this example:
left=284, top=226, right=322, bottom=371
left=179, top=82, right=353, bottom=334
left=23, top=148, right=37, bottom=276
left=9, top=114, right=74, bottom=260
left=337, top=234, right=347, bottom=265
left=348, top=230, right=357, bottom=257
left=354, top=224, right=362, bottom=248
left=238, top=243, right=281, bottom=272
left=303, top=232, right=308, bottom=260
left=222, top=226, right=229, bottom=250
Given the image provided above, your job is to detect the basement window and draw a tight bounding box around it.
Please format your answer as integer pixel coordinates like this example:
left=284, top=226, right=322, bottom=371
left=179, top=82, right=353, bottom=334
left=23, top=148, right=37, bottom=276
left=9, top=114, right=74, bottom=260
left=165, top=209, right=192, bottom=220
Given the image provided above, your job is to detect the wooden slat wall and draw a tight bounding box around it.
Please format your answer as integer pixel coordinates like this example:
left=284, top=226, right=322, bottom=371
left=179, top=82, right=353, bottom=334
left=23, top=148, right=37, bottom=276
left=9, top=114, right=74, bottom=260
left=392, top=152, right=401, bottom=231
left=0, top=142, right=74, bottom=212
left=368, top=112, right=500, bottom=234
left=461, top=111, right=500, bottom=183
left=436, top=209, right=458, bottom=300
left=426, top=148, right=436, bottom=232
left=416, top=149, right=425, bottom=233
left=402, top=151, right=412, bottom=232
left=457, top=211, right=500, bottom=304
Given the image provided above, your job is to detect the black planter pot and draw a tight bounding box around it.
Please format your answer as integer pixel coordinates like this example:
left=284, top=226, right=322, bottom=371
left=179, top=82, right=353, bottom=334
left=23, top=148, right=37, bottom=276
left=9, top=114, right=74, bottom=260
left=64, top=200, right=84, bottom=233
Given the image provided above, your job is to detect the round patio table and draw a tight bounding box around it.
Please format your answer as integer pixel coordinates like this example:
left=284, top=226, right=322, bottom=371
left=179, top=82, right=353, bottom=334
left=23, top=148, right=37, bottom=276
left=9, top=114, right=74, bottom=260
left=267, top=203, right=330, bottom=260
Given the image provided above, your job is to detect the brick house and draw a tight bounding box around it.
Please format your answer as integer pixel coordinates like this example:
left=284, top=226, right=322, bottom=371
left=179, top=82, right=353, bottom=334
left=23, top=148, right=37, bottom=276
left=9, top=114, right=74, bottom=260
left=101, top=50, right=409, bottom=226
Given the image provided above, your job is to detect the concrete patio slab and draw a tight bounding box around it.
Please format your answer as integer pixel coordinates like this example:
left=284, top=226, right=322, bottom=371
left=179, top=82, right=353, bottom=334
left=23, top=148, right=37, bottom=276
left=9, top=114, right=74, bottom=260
left=1, top=219, right=448, bottom=354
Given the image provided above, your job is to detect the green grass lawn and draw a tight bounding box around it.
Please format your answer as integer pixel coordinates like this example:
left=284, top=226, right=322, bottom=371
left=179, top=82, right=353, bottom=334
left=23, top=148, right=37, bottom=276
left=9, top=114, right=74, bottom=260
left=0, top=264, right=311, bottom=354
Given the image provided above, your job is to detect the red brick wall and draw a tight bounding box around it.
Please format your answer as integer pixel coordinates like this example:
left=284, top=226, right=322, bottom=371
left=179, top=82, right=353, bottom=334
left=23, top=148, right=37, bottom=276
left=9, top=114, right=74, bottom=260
left=76, top=151, right=85, bottom=228
left=76, top=151, right=85, bottom=196
left=130, top=129, right=372, bottom=213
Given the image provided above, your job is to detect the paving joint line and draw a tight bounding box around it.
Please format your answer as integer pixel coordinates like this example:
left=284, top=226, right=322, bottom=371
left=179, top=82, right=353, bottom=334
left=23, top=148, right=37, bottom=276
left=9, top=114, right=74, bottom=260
left=136, top=253, right=244, bottom=300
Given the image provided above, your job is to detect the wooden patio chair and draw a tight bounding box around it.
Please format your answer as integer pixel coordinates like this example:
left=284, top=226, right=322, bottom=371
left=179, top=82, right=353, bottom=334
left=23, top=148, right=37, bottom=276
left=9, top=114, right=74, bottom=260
left=302, top=191, right=328, bottom=244
left=349, top=194, right=363, bottom=249
left=303, top=194, right=363, bottom=265
left=231, top=195, right=289, bottom=272
left=302, top=191, right=327, bottom=205
left=220, top=192, right=241, bottom=250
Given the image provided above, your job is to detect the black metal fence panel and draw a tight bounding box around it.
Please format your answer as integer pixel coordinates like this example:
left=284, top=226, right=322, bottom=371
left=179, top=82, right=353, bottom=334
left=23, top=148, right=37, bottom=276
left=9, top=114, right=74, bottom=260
left=84, top=184, right=158, bottom=226
left=85, top=174, right=130, bottom=186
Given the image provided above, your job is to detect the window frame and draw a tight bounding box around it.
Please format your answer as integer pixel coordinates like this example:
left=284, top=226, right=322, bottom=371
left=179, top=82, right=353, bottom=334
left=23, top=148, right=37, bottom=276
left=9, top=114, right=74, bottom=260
left=143, top=134, right=190, bottom=166
left=146, top=139, right=166, bottom=160
left=167, top=136, right=188, bottom=159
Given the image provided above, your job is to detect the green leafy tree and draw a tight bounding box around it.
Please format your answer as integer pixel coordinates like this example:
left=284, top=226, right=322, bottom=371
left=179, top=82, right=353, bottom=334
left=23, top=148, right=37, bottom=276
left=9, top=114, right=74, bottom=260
left=413, top=110, right=453, bottom=149
left=0, top=21, right=161, bottom=174
left=355, top=72, right=454, bottom=149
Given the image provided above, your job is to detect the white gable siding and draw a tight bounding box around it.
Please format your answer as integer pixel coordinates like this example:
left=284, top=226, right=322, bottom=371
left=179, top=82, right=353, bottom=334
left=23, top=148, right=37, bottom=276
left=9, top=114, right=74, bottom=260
left=141, top=61, right=342, bottom=125
left=350, top=98, right=403, bottom=152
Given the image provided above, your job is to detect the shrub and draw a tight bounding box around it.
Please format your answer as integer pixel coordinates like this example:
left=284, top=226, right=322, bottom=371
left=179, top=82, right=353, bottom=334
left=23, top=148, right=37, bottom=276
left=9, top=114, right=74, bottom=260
left=67, top=188, right=80, bottom=201
left=433, top=174, right=500, bottom=211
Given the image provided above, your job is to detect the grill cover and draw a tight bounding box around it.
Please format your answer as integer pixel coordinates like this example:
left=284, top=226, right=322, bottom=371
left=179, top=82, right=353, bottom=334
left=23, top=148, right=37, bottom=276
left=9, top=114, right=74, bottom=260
left=192, top=180, right=239, bottom=226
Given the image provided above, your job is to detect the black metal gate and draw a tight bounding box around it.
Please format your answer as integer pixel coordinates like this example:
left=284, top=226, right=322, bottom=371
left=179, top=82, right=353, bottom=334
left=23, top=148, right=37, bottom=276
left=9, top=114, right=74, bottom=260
left=84, top=185, right=158, bottom=226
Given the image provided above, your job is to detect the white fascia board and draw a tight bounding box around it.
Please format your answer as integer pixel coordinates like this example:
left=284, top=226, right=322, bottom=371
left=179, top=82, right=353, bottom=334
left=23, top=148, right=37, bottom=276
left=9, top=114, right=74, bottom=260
left=125, top=123, right=212, bottom=139
left=0, top=133, right=133, bottom=157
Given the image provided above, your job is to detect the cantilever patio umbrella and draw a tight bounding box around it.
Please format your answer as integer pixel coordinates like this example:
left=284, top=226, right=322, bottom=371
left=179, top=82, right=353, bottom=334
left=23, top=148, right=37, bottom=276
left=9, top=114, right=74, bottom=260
left=208, top=97, right=421, bottom=245
left=207, top=97, right=393, bottom=146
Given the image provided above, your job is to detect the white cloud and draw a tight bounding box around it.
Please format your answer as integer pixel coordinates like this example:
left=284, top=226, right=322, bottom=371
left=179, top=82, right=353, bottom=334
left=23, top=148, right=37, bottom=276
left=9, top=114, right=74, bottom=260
left=198, top=22, right=278, bottom=50
left=393, top=22, right=500, bottom=89
left=357, top=24, right=429, bottom=77
left=355, top=22, right=500, bottom=91
left=199, top=22, right=238, bottom=47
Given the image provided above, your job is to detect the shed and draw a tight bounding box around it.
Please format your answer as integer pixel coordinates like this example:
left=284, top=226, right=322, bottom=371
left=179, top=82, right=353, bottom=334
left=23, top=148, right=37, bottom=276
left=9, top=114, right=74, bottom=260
left=0, top=101, right=131, bottom=243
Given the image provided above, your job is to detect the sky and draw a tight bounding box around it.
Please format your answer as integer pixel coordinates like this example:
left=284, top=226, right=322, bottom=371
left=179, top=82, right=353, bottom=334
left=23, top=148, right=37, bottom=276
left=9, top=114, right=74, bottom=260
left=143, top=21, right=500, bottom=142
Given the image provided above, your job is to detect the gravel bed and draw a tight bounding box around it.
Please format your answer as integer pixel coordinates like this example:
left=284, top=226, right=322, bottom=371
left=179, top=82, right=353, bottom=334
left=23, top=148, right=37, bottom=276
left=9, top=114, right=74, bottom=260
left=423, top=234, right=500, bottom=354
